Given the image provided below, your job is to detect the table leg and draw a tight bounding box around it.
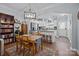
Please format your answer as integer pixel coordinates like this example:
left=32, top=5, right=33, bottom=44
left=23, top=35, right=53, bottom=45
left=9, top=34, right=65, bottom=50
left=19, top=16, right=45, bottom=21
left=31, top=43, right=35, bottom=55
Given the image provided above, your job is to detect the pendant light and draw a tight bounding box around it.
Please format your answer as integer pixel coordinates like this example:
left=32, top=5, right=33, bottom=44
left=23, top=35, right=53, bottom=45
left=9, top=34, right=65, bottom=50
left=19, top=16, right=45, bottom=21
left=24, top=4, right=36, bottom=19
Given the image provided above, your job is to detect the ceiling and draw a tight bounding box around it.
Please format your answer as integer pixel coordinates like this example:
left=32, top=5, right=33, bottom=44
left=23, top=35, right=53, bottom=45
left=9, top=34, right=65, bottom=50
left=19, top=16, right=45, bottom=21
left=0, top=3, right=79, bottom=19
left=0, top=3, right=59, bottom=12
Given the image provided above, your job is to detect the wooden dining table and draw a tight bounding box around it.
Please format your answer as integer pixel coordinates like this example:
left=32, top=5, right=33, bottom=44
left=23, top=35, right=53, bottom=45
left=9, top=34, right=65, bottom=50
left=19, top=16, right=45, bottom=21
left=19, top=34, right=42, bottom=55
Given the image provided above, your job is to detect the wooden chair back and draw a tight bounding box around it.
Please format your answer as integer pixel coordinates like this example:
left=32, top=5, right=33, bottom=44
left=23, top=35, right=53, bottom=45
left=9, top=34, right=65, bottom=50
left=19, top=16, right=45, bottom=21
left=22, top=35, right=29, bottom=42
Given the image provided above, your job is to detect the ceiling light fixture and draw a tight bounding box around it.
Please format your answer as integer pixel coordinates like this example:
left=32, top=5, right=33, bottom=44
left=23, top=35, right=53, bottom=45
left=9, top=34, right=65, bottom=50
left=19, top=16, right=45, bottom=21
left=24, top=4, right=36, bottom=19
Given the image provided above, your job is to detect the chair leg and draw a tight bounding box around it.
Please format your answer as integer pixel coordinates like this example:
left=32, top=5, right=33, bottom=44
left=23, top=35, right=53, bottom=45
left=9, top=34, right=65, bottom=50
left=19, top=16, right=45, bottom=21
left=31, top=47, right=34, bottom=56
left=16, top=42, right=22, bottom=55
left=16, top=42, right=19, bottom=55
left=23, top=45, right=25, bottom=56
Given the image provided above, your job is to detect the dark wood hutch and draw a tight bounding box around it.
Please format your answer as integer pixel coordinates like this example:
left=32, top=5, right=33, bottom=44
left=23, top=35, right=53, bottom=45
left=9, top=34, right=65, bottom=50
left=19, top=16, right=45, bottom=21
left=0, top=13, right=15, bottom=44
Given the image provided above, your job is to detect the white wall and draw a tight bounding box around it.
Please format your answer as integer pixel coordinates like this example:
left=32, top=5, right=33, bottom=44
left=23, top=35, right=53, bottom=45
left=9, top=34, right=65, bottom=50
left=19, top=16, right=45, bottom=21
left=77, top=20, right=79, bottom=49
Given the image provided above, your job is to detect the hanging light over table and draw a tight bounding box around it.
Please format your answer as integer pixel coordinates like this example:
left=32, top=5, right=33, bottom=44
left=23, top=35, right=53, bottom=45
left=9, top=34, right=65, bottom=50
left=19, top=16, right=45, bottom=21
left=24, top=4, right=36, bottom=19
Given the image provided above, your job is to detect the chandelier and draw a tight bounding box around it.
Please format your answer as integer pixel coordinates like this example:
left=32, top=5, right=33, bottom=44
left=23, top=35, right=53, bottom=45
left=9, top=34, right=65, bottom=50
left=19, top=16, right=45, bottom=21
left=24, top=4, right=36, bottom=19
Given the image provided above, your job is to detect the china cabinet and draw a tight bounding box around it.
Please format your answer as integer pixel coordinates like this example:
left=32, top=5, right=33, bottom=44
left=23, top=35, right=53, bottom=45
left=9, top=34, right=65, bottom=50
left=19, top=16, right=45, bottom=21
left=0, top=13, right=15, bottom=44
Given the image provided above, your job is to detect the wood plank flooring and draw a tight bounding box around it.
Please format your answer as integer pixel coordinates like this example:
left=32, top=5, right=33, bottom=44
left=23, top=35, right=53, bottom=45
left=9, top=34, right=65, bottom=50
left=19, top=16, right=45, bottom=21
left=4, top=42, right=79, bottom=56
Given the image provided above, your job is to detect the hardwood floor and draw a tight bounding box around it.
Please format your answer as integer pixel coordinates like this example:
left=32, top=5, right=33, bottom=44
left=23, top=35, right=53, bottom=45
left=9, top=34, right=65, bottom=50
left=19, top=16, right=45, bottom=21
left=4, top=42, right=79, bottom=56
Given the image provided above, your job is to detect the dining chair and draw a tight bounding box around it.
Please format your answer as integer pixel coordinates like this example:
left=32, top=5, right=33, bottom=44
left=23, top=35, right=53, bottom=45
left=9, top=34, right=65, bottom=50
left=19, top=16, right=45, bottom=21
left=22, top=35, right=34, bottom=56
left=16, top=34, right=22, bottom=55
left=35, top=38, right=42, bottom=53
